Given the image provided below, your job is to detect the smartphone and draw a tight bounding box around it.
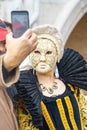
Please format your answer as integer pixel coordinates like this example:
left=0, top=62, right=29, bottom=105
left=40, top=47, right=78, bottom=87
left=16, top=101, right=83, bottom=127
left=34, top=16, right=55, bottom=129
left=11, top=10, right=29, bottom=38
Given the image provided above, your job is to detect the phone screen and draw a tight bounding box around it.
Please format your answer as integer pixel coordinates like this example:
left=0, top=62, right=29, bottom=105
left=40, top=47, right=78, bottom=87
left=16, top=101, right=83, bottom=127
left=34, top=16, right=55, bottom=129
left=11, top=11, right=29, bottom=38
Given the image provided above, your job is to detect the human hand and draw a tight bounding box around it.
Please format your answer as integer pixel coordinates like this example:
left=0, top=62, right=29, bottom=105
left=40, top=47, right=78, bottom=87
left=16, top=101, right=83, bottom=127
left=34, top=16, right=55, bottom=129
left=3, top=28, right=37, bottom=71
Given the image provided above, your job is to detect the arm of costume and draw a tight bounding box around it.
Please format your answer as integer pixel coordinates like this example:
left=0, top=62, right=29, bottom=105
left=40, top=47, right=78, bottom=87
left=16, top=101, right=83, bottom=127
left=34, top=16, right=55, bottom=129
left=0, top=56, right=20, bottom=88
left=57, top=48, right=87, bottom=90
left=15, top=70, right=43, bottom=128
left=58, top=48, right=87, bottom=130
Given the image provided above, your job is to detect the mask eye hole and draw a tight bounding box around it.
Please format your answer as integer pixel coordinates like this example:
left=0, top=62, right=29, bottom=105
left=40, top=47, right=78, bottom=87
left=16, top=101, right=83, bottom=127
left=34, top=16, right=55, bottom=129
left=34, top=50, right=40, bottom=54
left=46, top=51, right=52, bottom=54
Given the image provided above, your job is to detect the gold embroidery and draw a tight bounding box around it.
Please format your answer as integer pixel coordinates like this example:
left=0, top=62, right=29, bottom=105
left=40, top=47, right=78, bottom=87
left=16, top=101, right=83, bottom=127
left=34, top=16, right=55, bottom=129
left=56, top=99, right=70, bottom=130
left=15, top=99, right=39, bottom=130
left=41, top=101, right=56, bottom=130
left=67, top=84, right=84, bottom=130
left=75, top=89, right=85, bottom=130
left=64, top=96, right=78, bottom=130
left=68, top=84, right=74, bottom=92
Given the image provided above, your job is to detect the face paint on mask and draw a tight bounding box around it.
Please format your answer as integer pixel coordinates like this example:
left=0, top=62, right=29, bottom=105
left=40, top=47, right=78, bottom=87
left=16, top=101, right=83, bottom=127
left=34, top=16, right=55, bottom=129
left=30, top=38, right=58, bottom=74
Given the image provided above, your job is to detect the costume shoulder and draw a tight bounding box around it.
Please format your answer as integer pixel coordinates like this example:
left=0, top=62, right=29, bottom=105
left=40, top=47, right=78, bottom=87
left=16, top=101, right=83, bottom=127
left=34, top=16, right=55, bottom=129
left=15, top=69, right=43, bottom=128
left=57, top=48, right=87, bottom=90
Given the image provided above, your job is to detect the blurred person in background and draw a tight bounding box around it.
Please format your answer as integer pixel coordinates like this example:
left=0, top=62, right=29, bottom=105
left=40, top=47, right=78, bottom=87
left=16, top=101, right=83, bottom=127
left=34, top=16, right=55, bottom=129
left=0, top=19, right=12, bottom=55
left=0, top=19, right=37, bottom=130
left=0, top=19, right=7, bottom=54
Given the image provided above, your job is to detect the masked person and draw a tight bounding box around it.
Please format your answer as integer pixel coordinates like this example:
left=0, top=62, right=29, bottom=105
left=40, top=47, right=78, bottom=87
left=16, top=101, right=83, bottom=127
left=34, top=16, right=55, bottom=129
left=11, top=24, right=87, bottom=130
left=0, top=19, right=37, bottom=130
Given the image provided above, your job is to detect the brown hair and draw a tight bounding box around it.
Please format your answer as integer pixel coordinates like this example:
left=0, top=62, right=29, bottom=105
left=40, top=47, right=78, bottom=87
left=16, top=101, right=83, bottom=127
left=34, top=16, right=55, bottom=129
left=4, top=21, right=12, bottom=30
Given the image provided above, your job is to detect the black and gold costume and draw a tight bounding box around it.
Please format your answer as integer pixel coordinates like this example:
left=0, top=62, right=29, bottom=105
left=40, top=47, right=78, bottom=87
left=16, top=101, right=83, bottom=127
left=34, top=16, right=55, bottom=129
left=7, top=48, right=87, bottom=130
left=15, top=70, right=83, bottom=130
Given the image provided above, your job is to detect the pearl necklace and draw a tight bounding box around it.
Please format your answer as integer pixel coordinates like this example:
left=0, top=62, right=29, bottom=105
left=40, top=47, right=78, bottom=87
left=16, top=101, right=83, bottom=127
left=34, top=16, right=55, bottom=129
left=39, top=82, right=58, bottom=94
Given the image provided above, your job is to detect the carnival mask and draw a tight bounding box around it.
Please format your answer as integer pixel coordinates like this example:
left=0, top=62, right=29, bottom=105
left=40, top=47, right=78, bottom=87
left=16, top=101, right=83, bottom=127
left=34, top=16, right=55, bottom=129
left=30, top=38, right=58, bottom=73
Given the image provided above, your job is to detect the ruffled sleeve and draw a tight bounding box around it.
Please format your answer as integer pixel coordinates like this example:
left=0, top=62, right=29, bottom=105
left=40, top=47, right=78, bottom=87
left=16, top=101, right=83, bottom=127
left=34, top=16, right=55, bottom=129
left=15, top=69, right=43, bottom=128
left=57, top=48, right=87, bottom=90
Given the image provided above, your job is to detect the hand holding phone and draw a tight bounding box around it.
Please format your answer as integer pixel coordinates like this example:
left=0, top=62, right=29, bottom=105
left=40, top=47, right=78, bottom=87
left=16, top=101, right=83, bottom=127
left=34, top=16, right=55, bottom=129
left=11, top=11, right=29, bottom=38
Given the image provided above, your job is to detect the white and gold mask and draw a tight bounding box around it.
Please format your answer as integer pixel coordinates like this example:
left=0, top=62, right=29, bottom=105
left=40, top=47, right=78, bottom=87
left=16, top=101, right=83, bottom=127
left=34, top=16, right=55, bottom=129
left=30, top=38, right=58, bottom=74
